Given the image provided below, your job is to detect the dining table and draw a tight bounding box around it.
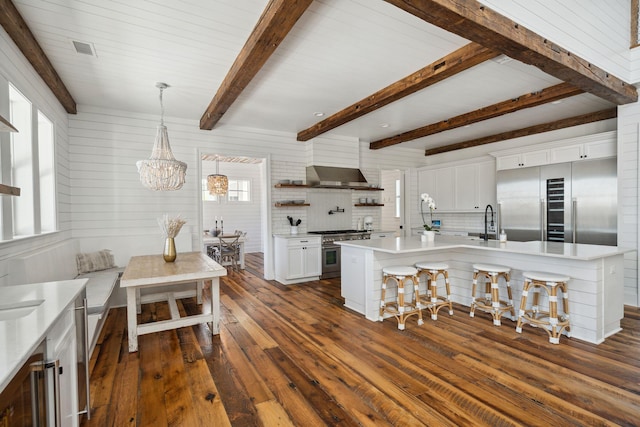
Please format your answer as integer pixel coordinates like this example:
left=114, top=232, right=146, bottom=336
left=120, top=251, right=227, bottom=352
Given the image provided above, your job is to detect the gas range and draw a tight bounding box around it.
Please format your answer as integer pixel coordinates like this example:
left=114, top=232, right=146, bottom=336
left=308, top=229, right=371, bottom=246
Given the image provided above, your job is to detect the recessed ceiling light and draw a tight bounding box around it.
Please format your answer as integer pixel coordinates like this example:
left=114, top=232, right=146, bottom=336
left=380, top=123, right=390, bottom=128
left=551, top=100, right=563, bottom=105
left=313, top=112, right=324, bottom=117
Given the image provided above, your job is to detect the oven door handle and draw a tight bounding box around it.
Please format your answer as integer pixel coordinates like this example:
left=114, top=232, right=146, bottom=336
left=323, top=245, right=340, bottom=250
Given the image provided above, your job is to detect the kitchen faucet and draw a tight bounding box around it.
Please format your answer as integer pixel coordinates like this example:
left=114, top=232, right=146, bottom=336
left=484, top=204, right=494, bottom=241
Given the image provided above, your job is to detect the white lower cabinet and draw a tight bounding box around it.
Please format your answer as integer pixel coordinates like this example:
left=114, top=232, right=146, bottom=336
left=46, top=306, right=80, bottom=427
left=274, top=235, right=321, bottom=284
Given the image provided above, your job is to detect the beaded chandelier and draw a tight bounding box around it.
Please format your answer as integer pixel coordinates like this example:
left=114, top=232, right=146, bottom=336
left=207, top=156, right=228, bottom=195
left=136, top=83, right=187, bottom=191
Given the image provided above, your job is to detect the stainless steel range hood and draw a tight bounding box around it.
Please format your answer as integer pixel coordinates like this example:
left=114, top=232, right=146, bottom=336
left=306, top=166, right=368, bottom=189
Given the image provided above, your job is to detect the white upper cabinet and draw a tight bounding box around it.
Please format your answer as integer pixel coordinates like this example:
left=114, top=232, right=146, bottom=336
left=419, top=167, right=455, bottom=212
left=496, top=149, right=549, bottom=170
left=550, top=138, right=616, bottom=163
left=493, top=131, right=616, bottom=171
left=419, top=160, right=495, bottom=213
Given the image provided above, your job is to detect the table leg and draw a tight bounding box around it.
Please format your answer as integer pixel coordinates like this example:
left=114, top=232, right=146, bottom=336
left=210, top=277, right=220, bottom=335
left=197, top=280, right=203, bottom=304
left=136, top=288, right=141, bottom=314
left=126, top=287, right=139, bottom=352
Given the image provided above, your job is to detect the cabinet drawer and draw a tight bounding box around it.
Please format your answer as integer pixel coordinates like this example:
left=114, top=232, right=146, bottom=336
left=284, top=237, right=321, bottom=247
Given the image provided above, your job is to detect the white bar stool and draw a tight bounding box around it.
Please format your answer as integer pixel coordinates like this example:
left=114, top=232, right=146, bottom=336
left=470, top=263, right=515, bottom=326
left=414, top=262, right=453, bottom=320
left=380, top=265, right=423, bottom=330
left=516, top=271, right=571, bottom=344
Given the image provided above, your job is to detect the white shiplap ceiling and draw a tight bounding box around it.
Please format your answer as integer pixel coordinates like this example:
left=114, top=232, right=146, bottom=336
left=10, top=0, right=616, bottom=151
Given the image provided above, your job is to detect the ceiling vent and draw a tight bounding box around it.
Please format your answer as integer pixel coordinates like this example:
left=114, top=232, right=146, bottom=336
left=71, top=40, right=97, bottom=57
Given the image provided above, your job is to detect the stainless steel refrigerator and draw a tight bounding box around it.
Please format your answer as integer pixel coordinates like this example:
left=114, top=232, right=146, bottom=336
left=496, top=158, right=617, bottom=246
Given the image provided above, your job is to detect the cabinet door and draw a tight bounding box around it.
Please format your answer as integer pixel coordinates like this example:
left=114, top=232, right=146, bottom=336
left=496, top=154, right=522, bottom=170
left=286, top=246, right=305, bottom=279
left=303, top=245, right=321, bottom=277
left=583, top=139, right=615, bottom=160
left=476, top=161, right=496, bottom=209
left=550, top=144, right=582, bottom=163
left=47, top=309, right=79, bottom=427
left=454, top=165, right=478, bottom=210
left=521, top=150, right=549, bottom=167
left=434, top=167, right=455, bottom=211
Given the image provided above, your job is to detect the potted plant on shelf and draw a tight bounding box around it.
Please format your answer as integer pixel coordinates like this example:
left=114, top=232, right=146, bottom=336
left=420, top=193, right=436, bottom=242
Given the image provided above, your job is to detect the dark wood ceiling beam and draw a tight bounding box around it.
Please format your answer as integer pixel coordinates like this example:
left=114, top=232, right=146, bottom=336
left=423, top=108, right=617, bottom=156
left=384, top=0, right=637, bottom=105
left=297, top=42, right=499, bottom=141
left=0, top=0, right=76, bottom=113
left=370, top=82, right=583, bottom=149
left=200, top=0, right=313, bottom=130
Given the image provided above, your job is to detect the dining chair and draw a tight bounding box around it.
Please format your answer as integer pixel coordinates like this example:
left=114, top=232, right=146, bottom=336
left=217, top=234, right=241, bottom=270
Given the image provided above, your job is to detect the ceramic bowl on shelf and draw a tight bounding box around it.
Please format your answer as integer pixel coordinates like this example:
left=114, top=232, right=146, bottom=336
left=359, top=197, right=366, bottom=203
left=278, top=179, right=291, bottom=184
left=292, top=180, right=303, bottom=185
left=292, top=199, right=305, bottom=204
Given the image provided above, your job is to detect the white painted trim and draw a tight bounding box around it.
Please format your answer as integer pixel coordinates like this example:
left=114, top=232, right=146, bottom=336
left=489, top=131, right=617, bottom=158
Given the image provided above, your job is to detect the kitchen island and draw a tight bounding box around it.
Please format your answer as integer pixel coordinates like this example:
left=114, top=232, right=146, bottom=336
left=338, top=235, right=632, bottom=344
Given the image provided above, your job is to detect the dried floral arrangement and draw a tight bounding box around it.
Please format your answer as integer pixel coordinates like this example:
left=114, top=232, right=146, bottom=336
left=158, top=214, right=186, bottom=238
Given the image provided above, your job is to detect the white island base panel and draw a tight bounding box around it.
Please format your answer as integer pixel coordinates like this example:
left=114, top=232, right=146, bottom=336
left=340, top=237, right=628, bottom=344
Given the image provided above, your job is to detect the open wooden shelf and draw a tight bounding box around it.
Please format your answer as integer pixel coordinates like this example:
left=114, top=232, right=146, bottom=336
left=354, top=203, right=384, bottom=207
left=0, top=184, right=20, bottom=196
left=275, top=202, right=310, bottom=207
left=274, top=183, right=309, bottom=188
left=352, top=187, right=383, bottom=191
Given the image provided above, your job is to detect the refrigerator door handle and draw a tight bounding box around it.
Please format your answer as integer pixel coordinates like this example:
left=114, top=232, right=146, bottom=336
left=572, top=198, right=577, bottom=243
left=540, top=198, right=546, bottom=241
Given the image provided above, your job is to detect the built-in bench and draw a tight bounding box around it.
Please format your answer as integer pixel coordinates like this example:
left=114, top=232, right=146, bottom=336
left=8, top=240, right=122, bottom=356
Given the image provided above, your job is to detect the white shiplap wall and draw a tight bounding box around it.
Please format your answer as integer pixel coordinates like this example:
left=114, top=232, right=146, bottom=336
left=617, top=103, right=639, bottom=306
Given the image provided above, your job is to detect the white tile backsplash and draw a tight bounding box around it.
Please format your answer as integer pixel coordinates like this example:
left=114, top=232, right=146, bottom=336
left=307, top=191, right=352, bottom=231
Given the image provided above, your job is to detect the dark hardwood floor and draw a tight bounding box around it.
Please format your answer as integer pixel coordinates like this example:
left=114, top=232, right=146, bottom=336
left=83, top=252, right=640, bottom=426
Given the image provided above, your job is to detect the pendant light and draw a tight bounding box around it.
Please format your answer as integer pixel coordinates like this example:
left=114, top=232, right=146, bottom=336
left=136, top=82, right=187, bottom=191
left=207, top=156, right=228, bottom=195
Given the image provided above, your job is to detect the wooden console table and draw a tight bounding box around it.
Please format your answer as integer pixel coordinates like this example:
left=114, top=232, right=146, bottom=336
left=121, top=252, right=227, bottom=352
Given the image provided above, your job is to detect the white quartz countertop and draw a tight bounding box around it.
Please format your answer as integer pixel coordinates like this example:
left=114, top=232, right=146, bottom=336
left=273, top=233, right=321, bottom=238
left=0, top=279, right=87, bottom=391
left=337, top=235, right=632, bottom=260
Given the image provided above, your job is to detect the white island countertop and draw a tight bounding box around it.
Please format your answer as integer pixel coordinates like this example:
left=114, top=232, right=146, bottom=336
left=0, top=279, right=87, bottom=391
left=337, top=235, right=632, bottom=260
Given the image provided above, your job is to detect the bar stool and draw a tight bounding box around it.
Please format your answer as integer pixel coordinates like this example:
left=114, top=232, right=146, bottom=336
left=380, top=266, right=423, bottom=330
left=414, top=262, right=453, bottom=320
left=516, top=271, right=571, bottom=344
left=470, top=263, right=515, bottom=326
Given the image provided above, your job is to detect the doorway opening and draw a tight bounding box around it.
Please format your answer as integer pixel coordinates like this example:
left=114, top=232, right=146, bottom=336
left=199, top=152, right=272, bottom=278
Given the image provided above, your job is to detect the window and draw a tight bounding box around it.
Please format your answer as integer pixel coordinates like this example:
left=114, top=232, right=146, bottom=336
left=228, top=179, right=250, bottom=202
left=202, top=178, right=251, bottom=202
left=10, top=85, right=34, bottom=237
left=38, top=111, right=56, bottom=232
left=1, top=82, right=58, bottom=240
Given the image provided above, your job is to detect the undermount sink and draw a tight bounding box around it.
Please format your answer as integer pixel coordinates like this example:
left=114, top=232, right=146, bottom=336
left=0, top=299, right=44, bottom=321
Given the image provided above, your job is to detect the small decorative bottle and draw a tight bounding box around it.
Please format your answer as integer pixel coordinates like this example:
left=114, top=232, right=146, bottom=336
left=499, top=229, right=507, bottom=243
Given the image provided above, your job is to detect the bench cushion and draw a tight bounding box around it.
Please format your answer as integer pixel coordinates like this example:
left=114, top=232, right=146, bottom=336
left=77, top=267, right=123, bottom=315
